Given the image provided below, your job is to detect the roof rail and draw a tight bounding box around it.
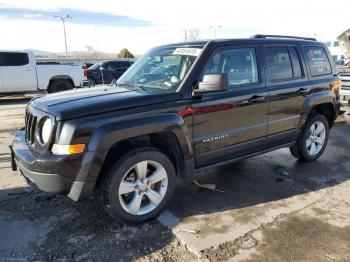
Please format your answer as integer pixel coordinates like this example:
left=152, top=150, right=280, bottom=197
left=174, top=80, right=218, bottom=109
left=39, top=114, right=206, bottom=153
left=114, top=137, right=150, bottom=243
left=251, top=34, right=317, bottom=41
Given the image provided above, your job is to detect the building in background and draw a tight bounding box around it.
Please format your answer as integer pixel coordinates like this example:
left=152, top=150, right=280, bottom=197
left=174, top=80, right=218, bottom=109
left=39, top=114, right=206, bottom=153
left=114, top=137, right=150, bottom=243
left=337, top=29, right=350, bottom=66
left=323, top=40, right=344, bottom=65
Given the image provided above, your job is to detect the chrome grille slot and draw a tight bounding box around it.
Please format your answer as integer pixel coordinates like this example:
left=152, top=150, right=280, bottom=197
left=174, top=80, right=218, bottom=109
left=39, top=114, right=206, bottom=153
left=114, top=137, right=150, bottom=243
left=25, top=111, right=37, bottom=144
left=30, top=116, right=37, bottom=143
left=25, top=111, right=29, bottom=137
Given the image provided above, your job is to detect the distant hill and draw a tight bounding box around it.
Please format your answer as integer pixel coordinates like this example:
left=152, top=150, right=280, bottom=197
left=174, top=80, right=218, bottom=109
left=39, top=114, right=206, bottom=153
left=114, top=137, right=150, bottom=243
left=29, top=49, right=120, bottom=60
left=27, top=49, right=140, bottom=64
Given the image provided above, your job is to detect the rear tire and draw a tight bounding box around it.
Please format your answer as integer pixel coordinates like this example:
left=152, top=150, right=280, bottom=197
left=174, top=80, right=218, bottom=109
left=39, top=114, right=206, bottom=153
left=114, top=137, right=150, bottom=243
left=101, top=147, right=176, bottom=223
left=88, top=78, right=96, bottom=87
left=290, top=114, right=329, bottom=161
left=48, top=79, right=74, bottom=93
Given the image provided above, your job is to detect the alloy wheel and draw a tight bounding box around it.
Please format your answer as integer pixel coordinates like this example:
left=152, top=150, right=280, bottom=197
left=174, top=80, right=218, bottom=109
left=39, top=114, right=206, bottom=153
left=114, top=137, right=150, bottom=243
left=118, top=160, right=168, bottom=216
left=306, top=120, right=326, bottom=156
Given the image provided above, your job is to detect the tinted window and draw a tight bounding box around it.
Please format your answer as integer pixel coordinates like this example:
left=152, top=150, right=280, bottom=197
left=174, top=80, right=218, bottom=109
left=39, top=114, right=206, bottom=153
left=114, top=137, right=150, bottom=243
left=105, top=62, right=119, bottom=70
left=305, top=47, right=332, bottom=76
left=120, top=61, right=131, bottom=67
left=289, top=47, right=303, bottom=78
left=266, top=47, right=293, bottom=81
left=0, top=52, right=29, bottom=66
left=203, top=48, right=259, bottom=86
left=89, top=62, right=103, bottom=70
left=106, top=61, right=131, bottom=69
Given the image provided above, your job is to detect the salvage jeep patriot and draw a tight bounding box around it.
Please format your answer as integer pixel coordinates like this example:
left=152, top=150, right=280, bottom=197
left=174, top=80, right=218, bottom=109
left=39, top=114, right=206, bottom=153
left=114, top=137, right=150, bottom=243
left=11, top=35, right=341, bottom=223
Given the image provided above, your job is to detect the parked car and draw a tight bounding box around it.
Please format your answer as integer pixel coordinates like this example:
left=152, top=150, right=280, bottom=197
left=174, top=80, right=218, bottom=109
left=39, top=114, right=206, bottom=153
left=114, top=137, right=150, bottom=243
left=85, top=60, right=133, bottom=85
left=0, top=51, right=86, bottom=93
left=11, top=35, right=340, bottom=223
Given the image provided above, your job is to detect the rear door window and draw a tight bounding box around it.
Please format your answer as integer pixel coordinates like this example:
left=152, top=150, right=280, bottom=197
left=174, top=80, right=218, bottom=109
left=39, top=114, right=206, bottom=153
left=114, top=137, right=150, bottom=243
left=0, top=52, right=29, bottom=66
left=266, top=47, right=293, bottom=81
left=305, top=46, right=332, bottom=76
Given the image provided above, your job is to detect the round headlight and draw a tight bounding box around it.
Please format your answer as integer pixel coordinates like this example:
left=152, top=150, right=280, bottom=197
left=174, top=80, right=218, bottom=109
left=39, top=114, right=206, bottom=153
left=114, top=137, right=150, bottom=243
left=41, top=118, right=52, bottom=144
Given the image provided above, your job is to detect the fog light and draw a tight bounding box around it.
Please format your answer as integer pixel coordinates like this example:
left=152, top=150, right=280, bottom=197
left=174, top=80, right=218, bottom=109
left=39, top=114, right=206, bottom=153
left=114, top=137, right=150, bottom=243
left=52, top=144, right=85, bottom=155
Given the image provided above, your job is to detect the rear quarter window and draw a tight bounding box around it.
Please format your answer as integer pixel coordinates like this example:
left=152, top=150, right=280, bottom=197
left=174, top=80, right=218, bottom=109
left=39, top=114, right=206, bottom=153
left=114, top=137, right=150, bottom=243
left=305, top=46, right=332, bottom=76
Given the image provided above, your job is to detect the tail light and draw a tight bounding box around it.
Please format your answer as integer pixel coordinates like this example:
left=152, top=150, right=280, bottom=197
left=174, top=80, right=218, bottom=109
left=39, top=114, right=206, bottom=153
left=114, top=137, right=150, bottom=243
left=84, top=68, right=88, bottom=77
left=331, top=79, right=341, bottom=97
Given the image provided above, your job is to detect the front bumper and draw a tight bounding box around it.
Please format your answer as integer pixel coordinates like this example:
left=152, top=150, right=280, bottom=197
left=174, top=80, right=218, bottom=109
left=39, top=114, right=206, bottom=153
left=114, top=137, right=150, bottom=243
left=11, top=131, right=95, bottom=200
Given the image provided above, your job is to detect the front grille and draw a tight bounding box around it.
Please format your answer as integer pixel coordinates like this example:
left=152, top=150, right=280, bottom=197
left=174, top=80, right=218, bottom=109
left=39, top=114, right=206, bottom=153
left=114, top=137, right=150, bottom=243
left=25, top=111, right=37, bottom=144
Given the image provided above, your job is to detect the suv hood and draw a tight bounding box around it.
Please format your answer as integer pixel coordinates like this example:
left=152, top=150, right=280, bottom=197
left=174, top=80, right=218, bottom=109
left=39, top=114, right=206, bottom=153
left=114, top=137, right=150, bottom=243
left=30, top=86, right=180, bottom=120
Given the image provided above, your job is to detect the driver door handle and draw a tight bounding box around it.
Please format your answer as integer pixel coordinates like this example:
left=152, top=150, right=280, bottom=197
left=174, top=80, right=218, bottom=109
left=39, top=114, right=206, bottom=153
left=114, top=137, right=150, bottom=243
left=248, top=95, right=265, bottom=103
left=297, top=88, right=309, bottom=96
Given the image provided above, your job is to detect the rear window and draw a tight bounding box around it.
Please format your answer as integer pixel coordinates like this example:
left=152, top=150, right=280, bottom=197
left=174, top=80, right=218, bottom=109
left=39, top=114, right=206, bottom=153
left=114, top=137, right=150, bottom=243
left=89, top=62, right=103, bottom=70
left=0, top=52, right=29, bottom=66
left=305, top=47, right=332, bottom=76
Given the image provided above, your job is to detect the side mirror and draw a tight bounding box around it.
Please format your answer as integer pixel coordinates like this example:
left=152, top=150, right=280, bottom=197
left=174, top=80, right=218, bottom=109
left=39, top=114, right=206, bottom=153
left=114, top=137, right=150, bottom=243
left=193, top=74, right=228, bottom=96
left=99, top=66, right=104, bottom=71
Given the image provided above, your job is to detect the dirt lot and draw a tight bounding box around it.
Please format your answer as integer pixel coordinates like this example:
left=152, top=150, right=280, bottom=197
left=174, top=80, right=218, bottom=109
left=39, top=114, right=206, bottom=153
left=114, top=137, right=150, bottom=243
left=1, top=96, right=350, bottom=261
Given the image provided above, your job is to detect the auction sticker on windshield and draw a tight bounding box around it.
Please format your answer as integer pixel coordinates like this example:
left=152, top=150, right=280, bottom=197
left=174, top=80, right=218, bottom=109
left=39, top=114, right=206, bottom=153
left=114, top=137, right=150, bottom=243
left=173, top=48, right=202, bottom=56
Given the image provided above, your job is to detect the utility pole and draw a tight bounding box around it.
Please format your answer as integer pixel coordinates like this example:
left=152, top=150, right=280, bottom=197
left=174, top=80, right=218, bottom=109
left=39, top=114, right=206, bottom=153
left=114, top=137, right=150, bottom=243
left=210, top=25, right=222, bottom=39
left=184, top=30, right=188, bottom=42
left=54, top=15, right=72, bottom=59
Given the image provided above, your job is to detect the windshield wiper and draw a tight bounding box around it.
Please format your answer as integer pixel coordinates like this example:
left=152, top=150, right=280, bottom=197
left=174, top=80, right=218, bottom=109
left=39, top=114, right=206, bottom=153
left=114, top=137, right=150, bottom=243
left=117, top=83, right=148, bottom=92
left=133, top=83, right=148, bottom=91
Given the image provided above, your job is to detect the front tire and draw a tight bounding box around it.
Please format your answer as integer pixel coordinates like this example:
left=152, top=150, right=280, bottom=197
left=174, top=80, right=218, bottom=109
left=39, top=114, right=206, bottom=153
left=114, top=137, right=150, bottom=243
left=290, top=114, right=329, bottom=161
left=101, top=147, right=176, bottom=223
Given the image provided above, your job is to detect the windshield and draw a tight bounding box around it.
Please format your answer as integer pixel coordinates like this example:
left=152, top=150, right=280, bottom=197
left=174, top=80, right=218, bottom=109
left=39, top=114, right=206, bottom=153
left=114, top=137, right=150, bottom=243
left=117, top=46, right=203, bottom=92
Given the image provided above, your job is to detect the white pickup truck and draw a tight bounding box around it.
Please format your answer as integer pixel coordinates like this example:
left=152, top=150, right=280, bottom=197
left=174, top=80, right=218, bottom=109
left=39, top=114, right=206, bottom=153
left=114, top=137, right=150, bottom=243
left=339, top=73, right=350, bottom=108
left=0, top=50, right=86, bottom=93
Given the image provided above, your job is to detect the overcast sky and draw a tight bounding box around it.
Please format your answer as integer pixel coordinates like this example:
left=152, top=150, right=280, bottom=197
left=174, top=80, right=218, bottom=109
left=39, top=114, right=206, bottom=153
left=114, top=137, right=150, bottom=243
left=0, top=0, right=349, bottom=54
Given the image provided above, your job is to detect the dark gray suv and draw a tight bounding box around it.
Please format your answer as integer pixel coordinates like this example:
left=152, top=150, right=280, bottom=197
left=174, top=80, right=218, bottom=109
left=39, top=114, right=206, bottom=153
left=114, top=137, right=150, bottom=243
left=11, top=35, right=341, bottom=223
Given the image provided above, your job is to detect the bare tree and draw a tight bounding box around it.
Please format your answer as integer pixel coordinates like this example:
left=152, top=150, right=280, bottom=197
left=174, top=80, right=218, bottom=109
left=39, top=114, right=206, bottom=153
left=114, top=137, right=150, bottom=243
left=184, top=29, right=201, bottom=42
left=85, top=45, right=95, bottom=53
